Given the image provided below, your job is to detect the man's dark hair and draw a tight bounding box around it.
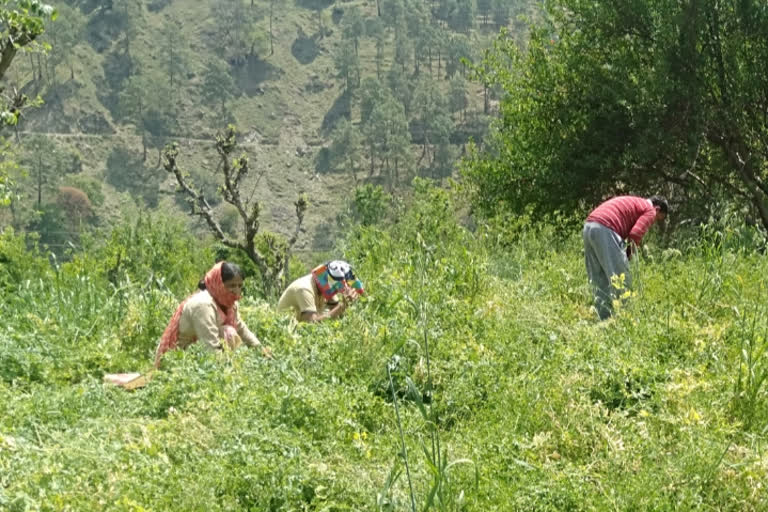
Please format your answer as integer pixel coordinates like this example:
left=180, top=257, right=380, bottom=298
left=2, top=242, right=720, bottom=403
left=649, top=195, right=669, bottom=214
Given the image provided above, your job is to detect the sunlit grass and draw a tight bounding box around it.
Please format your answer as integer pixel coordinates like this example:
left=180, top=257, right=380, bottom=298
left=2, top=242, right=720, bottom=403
left=2, top=190, right=768, bottom=510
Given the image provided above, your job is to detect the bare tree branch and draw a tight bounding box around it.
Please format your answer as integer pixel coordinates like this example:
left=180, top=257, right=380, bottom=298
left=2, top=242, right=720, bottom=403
left=162, top=126, right=307, bottom=296
left=162, top=142, right=237, bottom=247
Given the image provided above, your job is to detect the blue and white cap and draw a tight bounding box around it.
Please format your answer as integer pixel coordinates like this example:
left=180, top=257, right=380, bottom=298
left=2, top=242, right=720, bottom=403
left=327, top=260, right=353, bottom=281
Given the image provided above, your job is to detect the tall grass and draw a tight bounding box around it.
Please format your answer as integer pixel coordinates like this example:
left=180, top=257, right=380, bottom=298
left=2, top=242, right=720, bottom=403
left=2, top=189, right=768, bottom=510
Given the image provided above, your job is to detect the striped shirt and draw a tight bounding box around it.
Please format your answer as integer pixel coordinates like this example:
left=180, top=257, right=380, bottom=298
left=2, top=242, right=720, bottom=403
left=586, top=196, right=657, bottom=245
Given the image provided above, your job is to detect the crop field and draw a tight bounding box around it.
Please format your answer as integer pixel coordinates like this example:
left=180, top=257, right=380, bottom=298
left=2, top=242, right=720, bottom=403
left=1, top=184, right=767, bottom=511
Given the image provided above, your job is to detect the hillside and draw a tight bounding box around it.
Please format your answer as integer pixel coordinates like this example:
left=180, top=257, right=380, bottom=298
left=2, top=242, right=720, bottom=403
left=1, top=0, right=537, bottom=251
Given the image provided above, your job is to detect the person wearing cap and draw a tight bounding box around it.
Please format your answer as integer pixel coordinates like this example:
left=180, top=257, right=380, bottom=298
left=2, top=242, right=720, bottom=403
left=583, top=195, right=669, bottom=320
left=277, top=260, right=364, bottom=323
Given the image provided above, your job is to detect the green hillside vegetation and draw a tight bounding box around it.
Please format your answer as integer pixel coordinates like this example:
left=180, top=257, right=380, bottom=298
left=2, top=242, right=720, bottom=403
left=3, top=0, right=768, bottom=510
left=2, top=184, right=768, bottom=510
left=1, top=0, right=536, bottom=253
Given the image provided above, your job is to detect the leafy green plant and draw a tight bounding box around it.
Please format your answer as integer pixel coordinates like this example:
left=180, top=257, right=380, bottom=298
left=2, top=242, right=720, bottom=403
left=3, top=181, right=768, bottom=510
left=730, top=303, right=768, bottom=430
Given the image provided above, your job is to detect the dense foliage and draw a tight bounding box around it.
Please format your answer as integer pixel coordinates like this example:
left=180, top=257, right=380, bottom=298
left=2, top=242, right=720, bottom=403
left=2, top=183, right=767, bottom=510
left=0, top=0, right=56, bottom=204
left=3, top=1, right=768, bottom=509
left=464, top=0, right=768, bottom=232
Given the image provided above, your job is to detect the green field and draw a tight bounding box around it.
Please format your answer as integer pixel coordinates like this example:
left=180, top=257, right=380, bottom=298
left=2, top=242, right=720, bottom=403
left=2, top=183, right=767, bottom=510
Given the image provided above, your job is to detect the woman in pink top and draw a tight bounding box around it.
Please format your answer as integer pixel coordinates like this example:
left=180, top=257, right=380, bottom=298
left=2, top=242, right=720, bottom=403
left=583, top=195, right=668, bottom=320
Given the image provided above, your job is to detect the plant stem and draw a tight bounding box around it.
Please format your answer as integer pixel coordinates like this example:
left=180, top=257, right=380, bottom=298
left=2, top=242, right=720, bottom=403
left=388, top=363, right=417, bottom=512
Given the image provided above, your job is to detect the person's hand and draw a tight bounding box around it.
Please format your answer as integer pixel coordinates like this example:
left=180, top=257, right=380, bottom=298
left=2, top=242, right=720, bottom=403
left=341, top=285, right=358, bottom=303
left=327, top=299, right=348, bottom=319
left=260, top=345, right=273, bottom=359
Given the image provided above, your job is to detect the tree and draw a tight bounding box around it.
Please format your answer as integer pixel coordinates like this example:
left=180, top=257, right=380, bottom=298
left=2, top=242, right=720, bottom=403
left=393, top=27, right=413, bottom=73
left=448, top=73, right=468, bottom=120
left=105, top=145, right=163, bottom=207
left=55, top=186, right=93, bottom=228
left=491, top=0, right=509, bottom=29
left=363, top=95, right=412, bottom=185
left=341, top=6, right=365, bottom=56
left=387, top=64, right=414, bottom=116
left=359, top=77, right=386, bottom=124
left=413, top=79, right=452, bottom=169
left=413, top=22, right=435, bottom=76
left=413, top=79, right=442, bottom=155
left=117, top=0, right=142, bottom=61
left=268, top=0, right=282, bottom=55
left=35, top=185, right=93, bottom=250
left=20, top=136, right=80, bottom=210
left=430, top=139, right=458, bottom=182
left=445, top=33, right=473, bottom=78
left=366, top=16, right=386, bottom=79
left=211, top=0, right=263, bottom=64
left=0, top=0, right=56, bottom=125
left=333, top=43, right=360, bottom=92
left=405, top=1, right=430, bottom=75
left=328, top=119, right=363, bottom=182
left=434, top=0, right=455, bottom=24
left=0, top=140, right=22, bottom=215
left=118, top=71, right=175, bottom=163
left=477, top=0, right=491, bottom=27
left=161, top=16, right=188, bottom=88
left=432, top=27, right=448, bottom=78
left=163, top=125, right=308, bottom=296
left=43, top=3, right=85, bottom=82
left=201, top=59, right=238, bottom=119
left=304, top=0, right=328, bottom=39
left=0, top=1, right=55, bottom=212
left=380, top=0, right=405, bottom=29
left=450, top=0, right=474, bottom=34
left=464, top=0, right=768, bottom=232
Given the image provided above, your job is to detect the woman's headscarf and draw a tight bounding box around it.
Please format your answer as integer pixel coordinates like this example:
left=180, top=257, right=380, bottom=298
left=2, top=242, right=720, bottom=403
left=154, top=262, right=240, bottom=366
left=311, top=260, right=364, bottom=302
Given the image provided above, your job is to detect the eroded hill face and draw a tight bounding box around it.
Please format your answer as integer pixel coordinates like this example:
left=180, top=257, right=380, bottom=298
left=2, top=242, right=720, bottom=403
left=4, top=0, right=537, bottom=251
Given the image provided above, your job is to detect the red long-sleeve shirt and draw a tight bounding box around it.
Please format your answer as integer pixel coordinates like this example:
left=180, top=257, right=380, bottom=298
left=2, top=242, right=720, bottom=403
left=586, top=196, right=656, bottom=245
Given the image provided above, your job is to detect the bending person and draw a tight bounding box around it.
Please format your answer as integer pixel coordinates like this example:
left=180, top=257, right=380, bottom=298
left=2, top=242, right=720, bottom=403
left=583, top=195, right=668, bottom=320
left=154, top=261, right=270, bottom=367
left=277, top=260, right=364, bottom=323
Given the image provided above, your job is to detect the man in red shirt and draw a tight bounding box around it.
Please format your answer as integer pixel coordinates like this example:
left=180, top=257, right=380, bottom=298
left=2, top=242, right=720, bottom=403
left=583, top=195, right=668, bottom=319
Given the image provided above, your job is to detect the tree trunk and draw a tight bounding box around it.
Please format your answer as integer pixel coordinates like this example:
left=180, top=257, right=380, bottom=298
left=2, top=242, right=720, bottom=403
left=349, top=156, right=358, bottom=184
left=37, top=161, right=42, bottom=210
left=269, top=2, right=274, bottom=55
left=394, top=157, right=399, bottom=186
left=369, top=142, right=375, bottom=176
